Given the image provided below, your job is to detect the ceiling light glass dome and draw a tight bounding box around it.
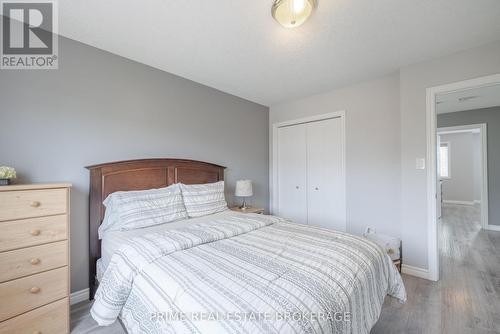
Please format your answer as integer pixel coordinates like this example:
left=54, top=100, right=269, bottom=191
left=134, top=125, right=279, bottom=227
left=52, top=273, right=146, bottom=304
left=272, top=0, right=316, bottom=28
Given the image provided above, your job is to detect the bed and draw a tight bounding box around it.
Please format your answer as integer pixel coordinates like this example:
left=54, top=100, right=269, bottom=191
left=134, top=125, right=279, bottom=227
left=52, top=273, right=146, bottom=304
left=87, top=159, right=406, bottom=334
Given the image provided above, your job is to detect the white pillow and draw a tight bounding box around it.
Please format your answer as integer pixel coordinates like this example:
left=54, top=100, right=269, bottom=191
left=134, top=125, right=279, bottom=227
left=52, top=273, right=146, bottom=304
left=98, top=184, right=188, bottom=238
left=180, top=181, right=228, bottom=218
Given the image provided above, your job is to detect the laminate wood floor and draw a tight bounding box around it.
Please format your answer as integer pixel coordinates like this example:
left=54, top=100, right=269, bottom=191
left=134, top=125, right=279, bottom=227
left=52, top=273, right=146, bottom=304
left=71, top=204, right=500, bottom=333
left=372, top=204, right=500, bottom=334
left=71, top=301, right=125, bottom=334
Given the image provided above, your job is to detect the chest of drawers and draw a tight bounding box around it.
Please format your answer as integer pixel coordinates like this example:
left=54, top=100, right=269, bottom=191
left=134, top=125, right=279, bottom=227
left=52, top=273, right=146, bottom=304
left=0, top=183, right=71, bottom=334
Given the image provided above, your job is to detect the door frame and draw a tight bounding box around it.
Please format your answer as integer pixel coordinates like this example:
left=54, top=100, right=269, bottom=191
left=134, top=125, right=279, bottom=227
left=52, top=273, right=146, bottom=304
left=437, top=124, right=489, bottom=229
left=270, top=111, right=346, bottom=225
left=426, top=73, right=500, bottom=282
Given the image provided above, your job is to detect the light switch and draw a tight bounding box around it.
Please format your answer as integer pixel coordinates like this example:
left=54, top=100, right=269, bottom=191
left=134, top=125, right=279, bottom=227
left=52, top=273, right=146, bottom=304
left=416, top=158, right=426, bottom=170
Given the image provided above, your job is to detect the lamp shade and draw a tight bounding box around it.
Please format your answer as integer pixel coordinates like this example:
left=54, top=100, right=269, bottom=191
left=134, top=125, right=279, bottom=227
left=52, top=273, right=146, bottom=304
left=235, top=180, right=253, bottom=197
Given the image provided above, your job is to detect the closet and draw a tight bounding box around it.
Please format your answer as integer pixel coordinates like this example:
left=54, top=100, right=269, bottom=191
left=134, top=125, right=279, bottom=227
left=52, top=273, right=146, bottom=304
left=276, top=116, right=346, bottom=231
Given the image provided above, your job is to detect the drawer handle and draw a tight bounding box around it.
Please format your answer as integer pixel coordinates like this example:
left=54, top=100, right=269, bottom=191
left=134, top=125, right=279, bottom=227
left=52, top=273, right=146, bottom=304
left=30, top=201, right=41, bottom=208
left=30, top=286, right=41, bottom=294
left=30, top=258, right=41, bottom=265
left=30, top=229, right=41, bottom=236
left=33, top=331, right=42, bottom=334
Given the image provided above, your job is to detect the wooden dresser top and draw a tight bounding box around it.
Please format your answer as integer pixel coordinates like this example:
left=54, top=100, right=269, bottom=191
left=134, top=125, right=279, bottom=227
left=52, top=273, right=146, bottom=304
left=0, top=183, right=72, bottom=192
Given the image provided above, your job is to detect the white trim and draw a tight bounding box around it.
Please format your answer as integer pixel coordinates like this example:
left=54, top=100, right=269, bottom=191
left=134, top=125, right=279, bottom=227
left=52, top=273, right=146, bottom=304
left=401, top=264, right=429, bottom=280
left=480, top=124, right=489, bottom=231
left=270, top=111, right=346, bottom=228
left=426, top=73, right=500, bottom=282
left=437, top=128, right=480, bottom=135
left=442, top=200, right=475, bottom=206
left=272, top=111, right=345, bottom=129
left=485, top=224, right=500, bottom=232
left=473, top=200, right=481, bottom=205
left=70, top=288, right=90, bottom=305
left=426, top=84, right=439, bottom=282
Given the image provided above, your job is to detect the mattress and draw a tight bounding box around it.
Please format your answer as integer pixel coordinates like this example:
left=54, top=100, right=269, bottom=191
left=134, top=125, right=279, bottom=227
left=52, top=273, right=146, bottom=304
left=100, top=209, right=235, bottom=271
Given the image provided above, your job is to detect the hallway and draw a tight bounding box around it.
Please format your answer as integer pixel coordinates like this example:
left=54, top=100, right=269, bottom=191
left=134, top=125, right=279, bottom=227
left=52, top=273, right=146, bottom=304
left=372, top=204, right=500, bottom=333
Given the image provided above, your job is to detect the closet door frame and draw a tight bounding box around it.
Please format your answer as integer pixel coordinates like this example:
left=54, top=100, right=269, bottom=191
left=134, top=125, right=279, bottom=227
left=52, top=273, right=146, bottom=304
left=271, top=110, right=346, bottom=224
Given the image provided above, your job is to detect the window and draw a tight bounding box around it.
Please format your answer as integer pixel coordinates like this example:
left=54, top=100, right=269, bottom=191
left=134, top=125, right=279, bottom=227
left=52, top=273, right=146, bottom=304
left=439, top=142, right=451, bottom=179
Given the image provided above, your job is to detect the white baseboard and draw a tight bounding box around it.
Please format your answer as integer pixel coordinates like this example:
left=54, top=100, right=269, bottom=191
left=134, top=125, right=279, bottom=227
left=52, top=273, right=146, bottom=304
left=442, top=200, right=474, bottom=206
left=401, top=264, right=430, bottom=280
left=70, top=288, right=89, bottom=305
left=485, top=224, right=500, bottom=232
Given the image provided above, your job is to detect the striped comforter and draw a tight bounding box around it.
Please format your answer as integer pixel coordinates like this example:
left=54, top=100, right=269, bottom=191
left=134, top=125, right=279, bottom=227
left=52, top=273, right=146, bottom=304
left=91, top=213, right=406, bottom=334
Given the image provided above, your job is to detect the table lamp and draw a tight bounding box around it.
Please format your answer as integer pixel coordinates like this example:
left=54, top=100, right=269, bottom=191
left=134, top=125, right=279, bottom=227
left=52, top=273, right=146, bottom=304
left=235, top=180, right=253, bottom=209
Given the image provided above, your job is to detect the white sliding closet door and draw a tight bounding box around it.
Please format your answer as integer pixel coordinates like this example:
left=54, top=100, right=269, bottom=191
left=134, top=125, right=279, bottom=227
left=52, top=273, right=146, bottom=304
left=277, top=124, right=308, bottom=223
left=306, top=118, right=346, bottom=231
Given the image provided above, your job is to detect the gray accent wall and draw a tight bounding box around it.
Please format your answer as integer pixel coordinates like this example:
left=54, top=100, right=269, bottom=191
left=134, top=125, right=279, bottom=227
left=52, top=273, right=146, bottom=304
left=0, top=36, right=269, bottom=292
left=438, top=107, right=500, bottom=226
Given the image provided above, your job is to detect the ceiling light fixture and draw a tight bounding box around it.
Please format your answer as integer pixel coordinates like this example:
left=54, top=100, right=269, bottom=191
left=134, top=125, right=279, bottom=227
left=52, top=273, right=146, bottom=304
left=272, top=0, right=316, bottom=28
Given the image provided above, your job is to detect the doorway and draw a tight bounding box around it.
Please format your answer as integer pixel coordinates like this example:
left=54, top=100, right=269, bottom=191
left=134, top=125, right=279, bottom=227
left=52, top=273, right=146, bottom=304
left=426, top=73, right=500, bottom=281
left=437, top=124, right=488, bottom=230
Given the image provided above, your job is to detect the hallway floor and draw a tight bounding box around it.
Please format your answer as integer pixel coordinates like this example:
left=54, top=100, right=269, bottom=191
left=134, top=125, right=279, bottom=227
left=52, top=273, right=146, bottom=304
left=372, top=203, right=500, bottom=333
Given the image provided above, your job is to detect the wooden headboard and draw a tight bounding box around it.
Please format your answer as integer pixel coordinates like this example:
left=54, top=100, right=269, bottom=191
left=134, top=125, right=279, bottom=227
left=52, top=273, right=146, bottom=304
left=86, top=158, right=225, bottom=299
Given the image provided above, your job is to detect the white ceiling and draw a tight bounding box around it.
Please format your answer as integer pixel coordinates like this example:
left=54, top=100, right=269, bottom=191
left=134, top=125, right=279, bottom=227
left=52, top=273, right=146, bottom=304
left=59, top=0, right=500, bottom=106
left=437, top=84, right=500, bottom=114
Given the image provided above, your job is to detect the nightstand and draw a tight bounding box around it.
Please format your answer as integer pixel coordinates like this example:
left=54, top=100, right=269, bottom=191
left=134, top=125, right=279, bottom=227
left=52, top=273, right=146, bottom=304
left=230, top=207, right=265, bottom=214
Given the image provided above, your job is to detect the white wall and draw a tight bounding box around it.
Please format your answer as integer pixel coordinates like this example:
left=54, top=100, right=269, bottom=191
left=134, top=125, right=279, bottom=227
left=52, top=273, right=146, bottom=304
left=270, top=40, right=500, bottom=274
left=400, top=41, right=500, bottom=270
left=270, top=74, right=402, bottom=238
left=439, top=132, right=479, bottom=203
